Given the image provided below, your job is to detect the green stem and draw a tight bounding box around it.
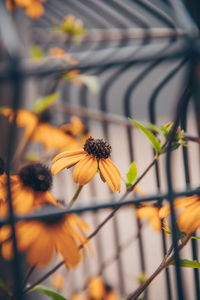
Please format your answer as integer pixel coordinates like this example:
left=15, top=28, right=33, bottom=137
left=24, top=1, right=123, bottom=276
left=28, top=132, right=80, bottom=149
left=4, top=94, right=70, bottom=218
left=68, top=185, right=83, bottom=208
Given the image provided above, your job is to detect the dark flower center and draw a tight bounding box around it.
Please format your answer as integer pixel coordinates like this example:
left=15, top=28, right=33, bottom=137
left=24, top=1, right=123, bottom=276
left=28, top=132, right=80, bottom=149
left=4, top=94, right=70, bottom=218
left=0, top=158, right=5, bottom=175
left=18, top=162, right=52, bottom=192
left=105, top=283, right=112, bottom=293
left=38, top=110, right=52, bottom=123
left=84, top=137, right=111, bottom=159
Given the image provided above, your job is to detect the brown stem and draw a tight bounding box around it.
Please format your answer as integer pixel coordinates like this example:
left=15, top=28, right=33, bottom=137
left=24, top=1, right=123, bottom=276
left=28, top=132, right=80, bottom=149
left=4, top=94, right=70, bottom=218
left=23, top=261, right=64, bottom=294
left=23, top=265, right=36, bottom=288
left=126, top=234, right=192, bottom=300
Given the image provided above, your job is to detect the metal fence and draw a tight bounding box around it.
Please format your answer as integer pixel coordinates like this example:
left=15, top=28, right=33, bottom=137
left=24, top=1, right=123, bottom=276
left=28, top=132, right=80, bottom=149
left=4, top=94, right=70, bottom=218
left=0, top=0, right=200, bottom=300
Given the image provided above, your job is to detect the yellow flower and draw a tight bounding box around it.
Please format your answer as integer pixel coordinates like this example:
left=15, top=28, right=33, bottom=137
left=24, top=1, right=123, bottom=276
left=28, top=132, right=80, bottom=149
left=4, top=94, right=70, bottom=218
left=25, top=0, right=45, bottom=19
left=132, top=186, right=164, bottom=232
left=88, top=276, right=105, bottom=299
left=1, top=108, right=38, bottom=139
left=0, top=205, right=90, bottom=268
left=0, top=162, right=57, bottom=217
left=48, top=48, right=78, bottom=64
left=32, top=122, right=80, bottom=151
left=51, top=137, right=121, bottom=192
left=6, top=0, right=45, bottom=19
left=1, top=108, right=80, bottom=151
left=6, top=0, right=32, bottom=10
left=159, top=195, right=200, bottom=234
left=105, top=287, right=118, bottom=300
left=136, top=205, right=162, bottom=232
left=51, top=273, right=65, bottom=290
left=70, top=295, right=88, bottom=300
left=60, top=116, right=90, bottom=146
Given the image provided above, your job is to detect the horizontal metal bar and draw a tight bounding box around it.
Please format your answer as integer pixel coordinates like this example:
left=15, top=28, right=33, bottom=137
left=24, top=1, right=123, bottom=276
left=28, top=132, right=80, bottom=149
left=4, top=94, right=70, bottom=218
left=50, top=28, right=189, bottom=44
left=0, top=46, right=191, bottom=80
left=53, top=103, right=200, bottom=143
left=0, top=186, right=199, bottom=226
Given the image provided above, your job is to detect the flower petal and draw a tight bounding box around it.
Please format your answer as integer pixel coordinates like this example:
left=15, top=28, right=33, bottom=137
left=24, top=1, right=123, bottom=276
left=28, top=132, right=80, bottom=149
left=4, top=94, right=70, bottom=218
left=178, top=202, right=200, bottom=233
left=32, top=124, right=80, bottom=151
left=1, top=240, right=13, bottom=260
left=55, top=228, right=81, bottom=268
left=99, top=158, right=121, bottom=192
left=26, top=228, right=54, bottom=267
left=12, top=188, right=34, bottom=214
left=73, top=156, right=97, bottom=185
left=136, top=206, right=158, bottom=219
left=16, top=221, right=42, bottom=251
left=53, top=149, right=85, bottom=162
left=159, top=195, right=199, bottom=219
left=51, top=153, right=86, bottom=175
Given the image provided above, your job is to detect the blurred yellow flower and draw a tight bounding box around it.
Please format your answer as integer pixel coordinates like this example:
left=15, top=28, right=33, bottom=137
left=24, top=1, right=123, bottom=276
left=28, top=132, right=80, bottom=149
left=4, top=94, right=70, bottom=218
left=61, top=116, right=90, bottom=146
left=1, top=108, right=80, bottom=151
left=70, top=294, right=88, bottom=300
left=88, top=276, right=105, bottom=299
left=51, top=137, right=121, bottom=192
left=105, top=289, right=118, bottom=300
left=48, top=47, right=78, bottom=64
left=159, top=195, right=200, bottom=234
left=0, top=162, right=57, bottom=217
left=136, top=205, right=162, bottom=232
left=0, top=205, right=90, bottom=268
left=6, top=0, right=45, bottom=18
left=51, top=273, right=65, bottom=290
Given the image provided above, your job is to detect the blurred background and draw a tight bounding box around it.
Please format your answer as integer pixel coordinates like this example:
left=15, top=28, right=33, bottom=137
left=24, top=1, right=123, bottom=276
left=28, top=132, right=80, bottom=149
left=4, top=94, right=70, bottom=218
left=0, top=0, right=200, bottom=299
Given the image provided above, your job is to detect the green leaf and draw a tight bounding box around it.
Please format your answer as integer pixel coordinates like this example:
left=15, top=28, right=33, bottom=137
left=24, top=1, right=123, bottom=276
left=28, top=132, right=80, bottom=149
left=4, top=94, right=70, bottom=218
left=148, top=123, right=161, bottom=134
left=160, top=125, right=169, bottom=136
left=30, top=45, right=45, bottom=61
left=129, top=119, right=162, bottom=156
left=126, top=161, right=137, bottom=185
left=191, top=236, right=200, bottom=240
left=33, top=285, right=67, bottom=300
left=33, top=93, right=60, bottom=114
left=170, top=259, right=200, bottom=268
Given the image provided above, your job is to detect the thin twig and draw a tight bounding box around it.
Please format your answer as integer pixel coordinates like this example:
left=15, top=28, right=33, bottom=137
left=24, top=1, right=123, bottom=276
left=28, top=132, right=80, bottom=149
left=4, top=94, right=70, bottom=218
left=22, top=266, right=36, bottom=288
left=23, top=261, right=64, bottom=294
left=126, top=233, right=192, bottom=300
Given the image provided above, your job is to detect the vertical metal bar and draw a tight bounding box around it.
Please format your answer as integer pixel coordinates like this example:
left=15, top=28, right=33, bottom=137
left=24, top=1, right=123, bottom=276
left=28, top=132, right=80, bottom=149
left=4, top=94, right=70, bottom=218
left=5, top=60, right=25, bottom=300
left=165, top=86, right=191, bottom=300
left=179, top=90, right=200, bottom=300
left=148, top=58, right=187, bottom=300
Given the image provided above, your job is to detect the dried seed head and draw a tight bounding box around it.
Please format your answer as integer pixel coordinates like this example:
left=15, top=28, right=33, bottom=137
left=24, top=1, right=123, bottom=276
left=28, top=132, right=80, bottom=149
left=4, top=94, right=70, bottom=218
left=84, top=137, right=111, bottom=159
left=18, top=162, right=52, bottom=192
